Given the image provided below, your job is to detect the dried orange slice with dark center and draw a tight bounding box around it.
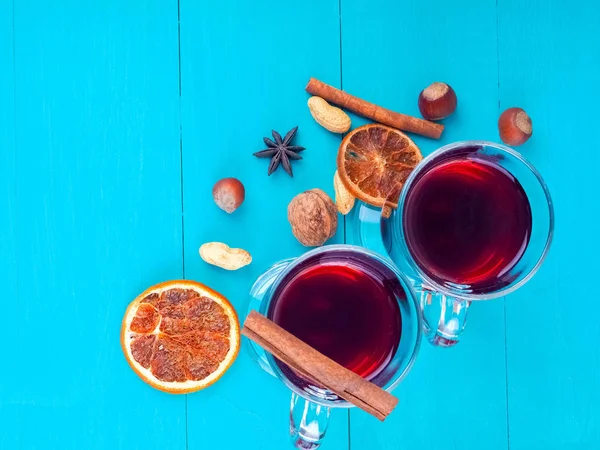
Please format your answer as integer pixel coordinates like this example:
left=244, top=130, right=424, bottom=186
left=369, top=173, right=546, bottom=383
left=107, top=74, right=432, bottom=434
left=121, top=280, right=240, bottom=393
left=337, top=124, right=423, bottom=208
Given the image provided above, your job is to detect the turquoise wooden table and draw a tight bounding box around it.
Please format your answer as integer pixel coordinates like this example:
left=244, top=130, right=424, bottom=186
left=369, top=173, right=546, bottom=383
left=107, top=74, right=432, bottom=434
left=1, top=0, right=598, bottom=449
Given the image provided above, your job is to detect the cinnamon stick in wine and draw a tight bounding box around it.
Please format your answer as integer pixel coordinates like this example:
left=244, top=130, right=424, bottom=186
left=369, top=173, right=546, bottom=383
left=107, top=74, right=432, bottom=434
left=242, top=311, right=398, bottom=421
left=306, top=78, right=444, bottom=139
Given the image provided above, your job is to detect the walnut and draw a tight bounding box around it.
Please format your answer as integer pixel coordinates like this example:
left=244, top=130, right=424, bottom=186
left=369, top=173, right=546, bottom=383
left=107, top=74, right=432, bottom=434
left=288, top=189, right=338, bottom=246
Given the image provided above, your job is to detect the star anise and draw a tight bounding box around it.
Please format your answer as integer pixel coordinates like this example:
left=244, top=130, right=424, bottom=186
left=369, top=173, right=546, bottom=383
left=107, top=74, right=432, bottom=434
left=253, top=126, right=305, bottom=177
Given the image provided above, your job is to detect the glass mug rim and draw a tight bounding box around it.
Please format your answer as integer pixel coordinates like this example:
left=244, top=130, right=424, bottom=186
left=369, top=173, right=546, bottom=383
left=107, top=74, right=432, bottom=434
left=395, top=140, right=555, bottom=301
left=259, top=244, right=422, bottom=408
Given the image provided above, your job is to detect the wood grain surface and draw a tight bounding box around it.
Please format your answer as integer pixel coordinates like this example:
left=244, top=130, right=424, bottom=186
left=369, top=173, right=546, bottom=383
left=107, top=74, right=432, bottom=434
left=1, top=0, right=598, bottom=448
left=499, top=1, right=600, bottom=449
left=178, top=1, right=347, bottom=448
left=6, top=1, right=186, bottom=448
left=342, top=1, right=509, bottom=448
left=0, top=1, right=18, bottom=447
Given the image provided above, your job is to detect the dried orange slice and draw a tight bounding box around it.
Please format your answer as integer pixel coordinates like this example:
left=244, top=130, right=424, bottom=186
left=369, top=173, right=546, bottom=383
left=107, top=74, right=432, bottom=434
left=337, top=124, right=423, bottom=208
left=121, top=280, right=240, bottom=393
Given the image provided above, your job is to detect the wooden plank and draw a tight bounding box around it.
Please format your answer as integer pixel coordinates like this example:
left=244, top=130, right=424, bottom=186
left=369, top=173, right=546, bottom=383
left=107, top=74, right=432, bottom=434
left=341, top=0, right=509, bottom=448
left=0, top=1, right=19, bottom=448
left=178, top=0, right=349, bottom=448
left=498, top=1, right=600, bottom=448
left=11, top=1, right=185, bottom=448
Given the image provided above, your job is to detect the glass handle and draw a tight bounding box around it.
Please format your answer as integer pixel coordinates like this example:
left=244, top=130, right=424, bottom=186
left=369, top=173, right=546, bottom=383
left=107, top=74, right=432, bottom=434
left=419, top=289, right=470, bottom=347
left=289, top=393, right=330, bottom=449
left=351, top=201, right=389, bottom=256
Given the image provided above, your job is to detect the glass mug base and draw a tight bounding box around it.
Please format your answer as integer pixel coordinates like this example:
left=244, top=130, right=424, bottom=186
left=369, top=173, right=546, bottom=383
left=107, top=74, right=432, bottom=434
left=245, top=245, right=421, bottom=449
left=247, top=258, right=331, bottom=449
left=349, top=141, right=553, bottom=348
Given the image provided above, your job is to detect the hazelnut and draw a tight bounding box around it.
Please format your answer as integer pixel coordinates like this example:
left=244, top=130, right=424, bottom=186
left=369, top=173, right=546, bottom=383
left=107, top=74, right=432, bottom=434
left=498, top=107, right=532, bottom=146
left=212, top=178, right=245, bottom=213
left=418, top=82, right=457, bottom=121
left=288, top=189, right=337, bottom=246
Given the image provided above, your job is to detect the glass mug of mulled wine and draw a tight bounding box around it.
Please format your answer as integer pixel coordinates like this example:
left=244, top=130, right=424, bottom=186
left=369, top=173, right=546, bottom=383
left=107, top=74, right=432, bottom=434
left=351, top=141, right=554, bottom=347
left=246, top=245, right=421, bottom=449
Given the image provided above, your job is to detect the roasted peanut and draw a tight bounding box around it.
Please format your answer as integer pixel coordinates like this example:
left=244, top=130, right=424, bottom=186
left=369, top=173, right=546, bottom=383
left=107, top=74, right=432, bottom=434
left=307, top=96, right=351, bottom=133
left=199, top=242, right=252, bottom=270
left=333, top=170, right=355, bottom=215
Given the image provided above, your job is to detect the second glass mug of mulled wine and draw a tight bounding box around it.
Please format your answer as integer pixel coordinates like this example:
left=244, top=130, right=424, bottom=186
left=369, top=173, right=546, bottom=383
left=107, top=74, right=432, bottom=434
left=245, top=245, right=421, bottom=449
left=351, top=141, right=554, bottom=347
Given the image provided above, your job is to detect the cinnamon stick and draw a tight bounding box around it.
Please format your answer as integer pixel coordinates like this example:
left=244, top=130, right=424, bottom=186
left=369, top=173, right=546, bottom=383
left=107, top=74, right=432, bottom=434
left=306, top=78, right=444, bottom=139
left=242, top=311, right=398, bottom=421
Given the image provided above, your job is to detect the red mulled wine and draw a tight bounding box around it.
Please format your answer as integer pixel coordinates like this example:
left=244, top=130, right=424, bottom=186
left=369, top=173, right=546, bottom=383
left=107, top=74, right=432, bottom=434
left=268, top=250, right=403, bottom=380
left=403, top=150, right=532, bottom=293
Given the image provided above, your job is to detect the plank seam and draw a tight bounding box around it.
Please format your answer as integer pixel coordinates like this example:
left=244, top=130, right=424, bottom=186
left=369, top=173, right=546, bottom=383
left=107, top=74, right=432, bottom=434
left=348, top=409, right=352, bottom=450
left=177, top=0, right=189, bottom=449
left=503, top=299, right=511, bottom=450
left=339, top=1, right=351, bottom=450
left=178, top=0, right=186, bottom=284
left=339, top=0, right=347, bottom=261
left=496, top=1, right=511, bottom=449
